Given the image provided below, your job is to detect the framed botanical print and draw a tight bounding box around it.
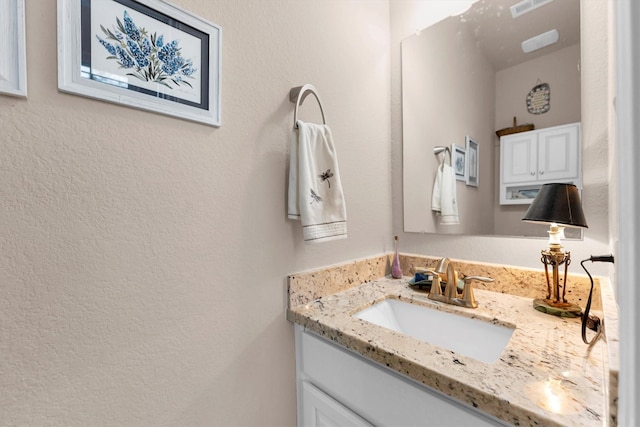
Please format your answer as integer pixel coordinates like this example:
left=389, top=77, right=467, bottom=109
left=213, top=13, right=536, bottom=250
left=57, top=0, right=221, bottom=126
left=0, top=0, right=27, bottom=97
left=465, top=135, right=479, bottom=187
left=451, top=143, right=466, bottom=182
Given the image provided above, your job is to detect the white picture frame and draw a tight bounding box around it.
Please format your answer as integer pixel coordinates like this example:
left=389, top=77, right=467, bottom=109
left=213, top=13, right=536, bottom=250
left=465, top=136, right=479, bottom=187
left=57, top=0, right=221, bottom=126
left=0, top=0, right=27, bottom=97
left=451, top=143, right=466, bottom=181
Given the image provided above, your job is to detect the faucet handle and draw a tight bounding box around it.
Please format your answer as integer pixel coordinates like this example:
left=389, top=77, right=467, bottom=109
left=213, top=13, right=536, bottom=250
left=460, top=276, right=494, bottom=308
left=416, top=268, right=442, bottom=297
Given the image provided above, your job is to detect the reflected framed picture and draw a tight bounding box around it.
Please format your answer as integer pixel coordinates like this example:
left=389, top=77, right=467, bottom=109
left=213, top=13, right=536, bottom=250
left=465, top=136, right=479, bottom=187
left=451, top=144, right=466, bottom=181
left=0, top=0, right=27, bottom=97
left=57, top=0, right=221, bottom=126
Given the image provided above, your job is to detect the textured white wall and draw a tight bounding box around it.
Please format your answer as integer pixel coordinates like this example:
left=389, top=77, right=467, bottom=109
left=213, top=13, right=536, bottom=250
left=0, top=1, right=391, bottom=425
left=390, top=0, right=611, bottom=275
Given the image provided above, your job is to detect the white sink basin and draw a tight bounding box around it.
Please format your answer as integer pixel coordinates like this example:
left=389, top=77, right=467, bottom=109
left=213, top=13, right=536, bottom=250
left=353, top=298, right=514, bottom=363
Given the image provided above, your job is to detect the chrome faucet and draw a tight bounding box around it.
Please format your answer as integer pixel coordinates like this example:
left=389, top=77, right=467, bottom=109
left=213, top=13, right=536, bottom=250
left=420, top=258, right=494, bottom=308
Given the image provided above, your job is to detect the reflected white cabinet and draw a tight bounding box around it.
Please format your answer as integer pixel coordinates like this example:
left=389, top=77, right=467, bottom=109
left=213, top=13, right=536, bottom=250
left=294, top=325, right=508, bottom=427
left=500, top=122, right=581, bottom=205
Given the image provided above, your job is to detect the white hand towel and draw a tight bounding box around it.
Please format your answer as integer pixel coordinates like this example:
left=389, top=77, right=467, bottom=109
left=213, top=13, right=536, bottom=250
left=431, top=163, right=459, bottom=225
left=288, top=121, right=347, bottom=243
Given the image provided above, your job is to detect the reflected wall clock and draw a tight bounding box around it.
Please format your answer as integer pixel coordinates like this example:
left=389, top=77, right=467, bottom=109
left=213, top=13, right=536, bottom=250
left=527, top=81, right=550, bottom=115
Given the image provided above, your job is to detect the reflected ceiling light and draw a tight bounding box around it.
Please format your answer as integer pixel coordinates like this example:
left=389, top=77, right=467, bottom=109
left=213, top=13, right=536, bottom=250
left=521, top=29, right=559, bottom=53
left=510, top=0, right=554, bottom=18
left=449, top=1, right=476, bottom=17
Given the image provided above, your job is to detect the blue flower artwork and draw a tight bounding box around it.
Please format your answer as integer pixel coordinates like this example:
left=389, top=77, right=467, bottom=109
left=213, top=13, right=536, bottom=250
left=61, top=0, right=220, bottom=126
left=96, top=10, right=197, bottom=89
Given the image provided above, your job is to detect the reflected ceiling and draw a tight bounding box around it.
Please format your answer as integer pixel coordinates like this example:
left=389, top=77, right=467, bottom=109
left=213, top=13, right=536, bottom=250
left=459, top=0, right=580, bottom=71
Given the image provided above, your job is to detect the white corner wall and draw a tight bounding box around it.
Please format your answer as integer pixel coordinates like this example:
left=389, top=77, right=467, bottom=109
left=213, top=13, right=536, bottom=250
left=0, top=1, right=391, bottom=425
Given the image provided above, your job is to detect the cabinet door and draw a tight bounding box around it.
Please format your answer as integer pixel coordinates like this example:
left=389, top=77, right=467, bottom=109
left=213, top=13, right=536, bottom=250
left=501, top=133, right=537, bottom=184
left=537, top=125, right=580, bottom=180
left=301, top=381, right=373, bottom=427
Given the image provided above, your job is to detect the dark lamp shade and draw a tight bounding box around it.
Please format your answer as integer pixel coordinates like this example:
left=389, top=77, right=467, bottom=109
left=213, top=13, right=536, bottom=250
left=522, top=183, right=588, bottom=228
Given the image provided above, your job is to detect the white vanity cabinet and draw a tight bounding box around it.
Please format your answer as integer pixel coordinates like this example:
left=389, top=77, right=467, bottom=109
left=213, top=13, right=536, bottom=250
left=294, top=325, right=508, bottom=427
left=499, top=122, right=581, bottom=204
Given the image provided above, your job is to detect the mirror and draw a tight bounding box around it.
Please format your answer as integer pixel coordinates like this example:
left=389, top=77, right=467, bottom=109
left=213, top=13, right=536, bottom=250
left=402, top=0, right=581, bottom=238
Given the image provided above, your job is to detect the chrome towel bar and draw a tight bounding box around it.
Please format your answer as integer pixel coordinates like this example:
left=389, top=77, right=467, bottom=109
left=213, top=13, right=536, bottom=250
left=289, top=84, right=326, bottom=128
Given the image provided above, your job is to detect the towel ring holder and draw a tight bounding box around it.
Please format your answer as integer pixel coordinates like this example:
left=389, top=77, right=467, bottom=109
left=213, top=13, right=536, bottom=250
left=289, top=84, right=326, bottom=129
left=433, top=146, right=451, bottom=166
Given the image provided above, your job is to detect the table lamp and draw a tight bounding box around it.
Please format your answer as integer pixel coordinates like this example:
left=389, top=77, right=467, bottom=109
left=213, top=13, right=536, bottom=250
left=522, top=183, right=588, bottom=317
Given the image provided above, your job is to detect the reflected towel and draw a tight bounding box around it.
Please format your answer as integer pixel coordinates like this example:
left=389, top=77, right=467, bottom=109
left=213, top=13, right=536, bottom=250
left=431, top=163, right=459, bottom=225
left=288, top=121, right=347, bottom=243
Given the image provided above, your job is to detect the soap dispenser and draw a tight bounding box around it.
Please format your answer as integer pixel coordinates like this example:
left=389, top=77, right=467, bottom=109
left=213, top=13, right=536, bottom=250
left=392, top=236, right=403, bottom=279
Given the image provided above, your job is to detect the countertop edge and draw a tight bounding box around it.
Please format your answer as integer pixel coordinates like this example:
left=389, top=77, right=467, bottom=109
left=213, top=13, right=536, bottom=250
left=287, top=255, right=617, bottom=427
left=288, top=281, right=607, bottom=427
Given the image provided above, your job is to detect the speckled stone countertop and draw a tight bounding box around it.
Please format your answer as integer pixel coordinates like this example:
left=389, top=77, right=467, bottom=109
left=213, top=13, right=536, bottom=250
left=287, top=254, right=619, bottom=427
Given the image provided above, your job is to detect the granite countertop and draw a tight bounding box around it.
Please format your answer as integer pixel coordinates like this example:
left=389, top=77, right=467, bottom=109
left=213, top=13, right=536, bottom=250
left=288, top=275, right=609, bottom=427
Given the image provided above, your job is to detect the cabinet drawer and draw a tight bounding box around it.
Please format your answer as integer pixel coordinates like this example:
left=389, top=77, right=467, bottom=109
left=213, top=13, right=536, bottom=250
left=296, top=326, right=507, bottom=426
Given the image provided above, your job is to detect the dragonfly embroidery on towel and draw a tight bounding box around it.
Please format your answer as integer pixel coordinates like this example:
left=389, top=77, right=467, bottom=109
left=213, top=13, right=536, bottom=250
left=319, top=169, right=334, bottom=188
left=309, top=189, right=322, bottom=204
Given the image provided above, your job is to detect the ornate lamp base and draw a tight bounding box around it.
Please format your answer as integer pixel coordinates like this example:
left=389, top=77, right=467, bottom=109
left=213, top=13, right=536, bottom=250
left=533, top=298, right=582, bottom=318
